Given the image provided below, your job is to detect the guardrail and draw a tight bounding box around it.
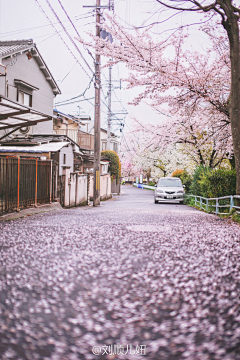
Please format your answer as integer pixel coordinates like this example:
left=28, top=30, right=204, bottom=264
left=133, top=183, right=155, bottom=190
left=186, top=194, right=240, bottom=215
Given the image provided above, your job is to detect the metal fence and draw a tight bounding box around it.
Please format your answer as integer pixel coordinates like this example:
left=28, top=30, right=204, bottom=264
left=186, top=195, right=240, bottom=215
left=0, top=156, right=56, bottom=216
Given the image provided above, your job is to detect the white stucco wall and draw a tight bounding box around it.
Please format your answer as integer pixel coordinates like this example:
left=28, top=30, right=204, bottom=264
left=89, top=173, right=111, bottom=200
left=59, top=144, right=74, bottom=176
left=0, top=51, right=56, bottom=136
left=62, top=170, right=88, bottom=207
left=69, top=173, right=76, bottom=207
left=76, top=174, right=88, bottom=206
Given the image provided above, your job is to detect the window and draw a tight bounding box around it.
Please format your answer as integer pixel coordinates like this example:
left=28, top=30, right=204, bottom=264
left=63, top=154, right=66, bottom=165
left=15, top=80, right=38, bottom=107
left=158, top=178, right=182, bottom=187
left=18, top=90, right=32, bottom=107
left=102, top=142, right=107, bottom=151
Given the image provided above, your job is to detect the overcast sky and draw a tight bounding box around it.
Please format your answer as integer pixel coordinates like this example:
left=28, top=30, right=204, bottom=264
left=0, top=0, right=235, bottom=138
left=0, top=0, right=162, bottom=135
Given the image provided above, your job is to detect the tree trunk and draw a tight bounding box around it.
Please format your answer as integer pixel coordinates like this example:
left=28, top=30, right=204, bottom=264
left=146, top=172, right=151, bottom=185
left=224, top=15, right=240, bottom=197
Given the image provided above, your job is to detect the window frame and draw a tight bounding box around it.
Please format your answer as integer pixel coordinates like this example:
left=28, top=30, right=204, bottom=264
left=17, top=89, right=32, bottom=107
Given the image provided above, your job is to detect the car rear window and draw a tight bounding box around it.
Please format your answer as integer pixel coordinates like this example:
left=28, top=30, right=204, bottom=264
left=158, top=178, right=182, bottom=187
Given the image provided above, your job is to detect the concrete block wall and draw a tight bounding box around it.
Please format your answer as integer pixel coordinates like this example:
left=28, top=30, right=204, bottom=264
left=62, top=168, right=88, bottom=207
left=76, top=174, right=88, bottom=206
left=89, top=173, right=112, bottom=201
left=63, top=167, right=71, bottom=207
left=69, top=173, right=76, bottom=207
left=100, top=174, right=111, bottom=200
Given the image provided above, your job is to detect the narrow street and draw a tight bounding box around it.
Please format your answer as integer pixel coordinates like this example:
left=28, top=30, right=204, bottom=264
left=0, top=186, right=240, bottom=360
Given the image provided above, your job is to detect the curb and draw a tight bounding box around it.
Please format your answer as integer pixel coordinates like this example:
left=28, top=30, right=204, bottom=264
left=0, top=202, right=62, bottom=222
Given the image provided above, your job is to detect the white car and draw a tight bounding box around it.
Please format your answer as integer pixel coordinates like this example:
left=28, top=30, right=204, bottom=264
left=154, top=177, right=185, bottom=204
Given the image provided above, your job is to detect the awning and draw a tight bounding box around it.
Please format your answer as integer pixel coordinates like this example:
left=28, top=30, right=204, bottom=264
left=0, top=141, right=70, bottom=153
left=0, top=95, right=53, bottom=131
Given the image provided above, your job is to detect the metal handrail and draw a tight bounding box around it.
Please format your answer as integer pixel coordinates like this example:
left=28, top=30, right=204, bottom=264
left=186, top=194, right=240, bottom=215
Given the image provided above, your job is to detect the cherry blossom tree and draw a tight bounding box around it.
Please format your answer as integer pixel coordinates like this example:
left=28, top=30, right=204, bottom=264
left=154, top=0, right=240, bottom=193
left=121, top=130, right=195, bottom=181
left=133, top=110, right=231, bottom=169
left=79, top=14, right=232, bottom=154
left=78, top=0, right=240, bottom=192
left=121, top=158, right=138, bottom=181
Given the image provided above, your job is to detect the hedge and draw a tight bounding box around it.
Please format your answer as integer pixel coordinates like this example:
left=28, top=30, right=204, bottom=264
left=189, top=166, right=236, bottom=198
left=101, top=150, right=121, bottom=184
left=198, top=168, right=236, bottom=198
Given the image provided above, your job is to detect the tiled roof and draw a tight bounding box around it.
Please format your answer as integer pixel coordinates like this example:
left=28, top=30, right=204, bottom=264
left=0, top=40, right=61, bottom=95
left=0, top=40, right=34, bottom=57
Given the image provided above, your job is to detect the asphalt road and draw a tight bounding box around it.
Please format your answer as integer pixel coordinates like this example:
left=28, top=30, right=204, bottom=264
left=1, top=185, right=240, bottom=360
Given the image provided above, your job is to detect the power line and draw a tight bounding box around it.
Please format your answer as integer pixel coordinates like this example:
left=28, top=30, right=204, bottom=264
left=0, top=13, right=94, bottom=38
left=55, top=75, right=95, bottom=105
left=56, top=0, right=95, bottom=61
left=55, top=97, right=95, bottom=106
left=60, top=61, right=78, bottom=83
left=55, top=0, right=124, bottom=134
left=44, top=0, right=94, bottom=76
left=34, top=0, right=92, bottom=79
left=37, top=20, right=95, bottom=44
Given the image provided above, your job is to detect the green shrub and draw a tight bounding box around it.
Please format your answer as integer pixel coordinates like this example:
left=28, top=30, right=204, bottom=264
left=189, top=165, right=236, bottom=198
left=199, top=168, right=236, bottom=198
left=172, top=170, right=192, bottom=193
left=101, top=150, right=121, bottom=184
left=232, top=212, right=240, bottom=223
left=148, top=181, right=156, bottom=186
left=189, top=166, right=209, bottom=196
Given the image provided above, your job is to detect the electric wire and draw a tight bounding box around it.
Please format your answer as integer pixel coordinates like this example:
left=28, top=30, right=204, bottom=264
left=0, top=13, right=94, bottom=38
left=44, top=0, right=94, bottom=77
left=55, top=75, right=95, bottom=105
left=34, top=0, right=92, bottom=79
left=40, top=0, right=123, bottom=135
left=55, top=97, right=95, bottom=106
left=56, top=0, right=95, bottom=62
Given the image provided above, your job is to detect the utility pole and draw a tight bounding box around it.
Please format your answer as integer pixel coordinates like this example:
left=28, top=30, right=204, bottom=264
left=107, top=63, right=112, bottom=150
left=107, top=0, right=114, bottom=150
left=93, top=0, right=101, bottom=206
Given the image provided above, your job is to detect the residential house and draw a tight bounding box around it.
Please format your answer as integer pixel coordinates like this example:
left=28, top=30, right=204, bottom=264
left=0, top=39, right=60, bottom=140
left=53, top=110, right=112, bottom=174
left=53, top=110, right=94, bottom=155
left=0, top=134, right=84, bottom=176
left=53, top=109, right=121, bottom=154
left=99, top=128, right=120, bottom=153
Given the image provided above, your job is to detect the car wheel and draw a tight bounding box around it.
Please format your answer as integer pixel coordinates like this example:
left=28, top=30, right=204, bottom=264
left=154, top=200, right=158, bottom=204
left=179, top=201, right=183, bottom=204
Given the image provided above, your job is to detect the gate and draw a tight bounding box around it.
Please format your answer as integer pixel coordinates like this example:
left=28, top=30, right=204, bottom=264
left=0, top=156, right=56, bottom=216
left=57, top=174, right=65, bottom=207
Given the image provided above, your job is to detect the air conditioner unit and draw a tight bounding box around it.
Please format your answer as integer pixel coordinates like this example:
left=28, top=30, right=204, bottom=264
left=13, top=125, right=33, bottom=136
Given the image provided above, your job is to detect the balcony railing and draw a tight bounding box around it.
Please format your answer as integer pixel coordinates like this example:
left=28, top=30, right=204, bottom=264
left=53, top=129, right=94, bottom=150
left=78, top=131, right=94, bottom=150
